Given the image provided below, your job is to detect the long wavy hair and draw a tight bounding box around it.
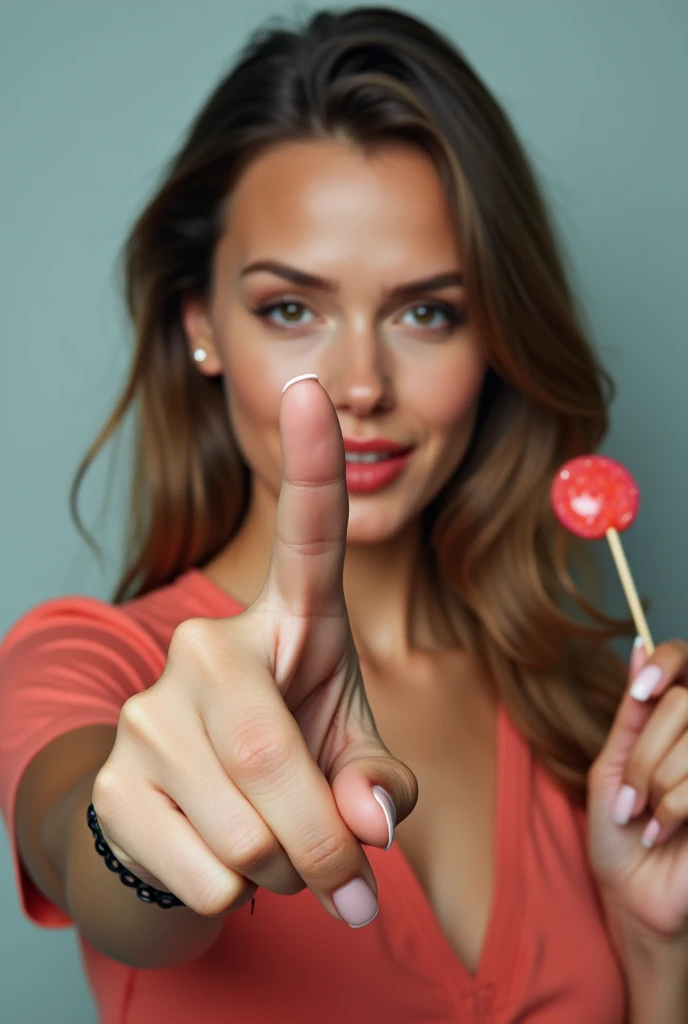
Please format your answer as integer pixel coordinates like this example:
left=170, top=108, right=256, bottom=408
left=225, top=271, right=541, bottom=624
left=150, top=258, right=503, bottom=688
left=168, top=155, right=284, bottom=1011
left=71, top=6, right=632, bottom=802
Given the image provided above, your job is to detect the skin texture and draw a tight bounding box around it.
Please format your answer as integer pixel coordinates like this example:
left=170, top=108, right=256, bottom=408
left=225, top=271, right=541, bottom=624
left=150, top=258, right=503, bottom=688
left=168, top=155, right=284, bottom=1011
left=47, top=134, right=687, bottom=1006
left=182, top=138, right=487, bottom=668
left=184, top=137, right=688, bottom=1012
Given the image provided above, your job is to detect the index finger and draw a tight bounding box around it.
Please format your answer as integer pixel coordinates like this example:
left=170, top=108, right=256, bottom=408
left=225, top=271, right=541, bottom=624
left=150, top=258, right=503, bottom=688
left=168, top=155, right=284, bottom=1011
left=260, top=374, right=349, bottom=620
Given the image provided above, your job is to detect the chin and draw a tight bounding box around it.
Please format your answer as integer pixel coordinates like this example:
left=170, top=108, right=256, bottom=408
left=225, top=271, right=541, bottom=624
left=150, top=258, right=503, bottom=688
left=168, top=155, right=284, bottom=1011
left=345, top=506, right=408, bottom=546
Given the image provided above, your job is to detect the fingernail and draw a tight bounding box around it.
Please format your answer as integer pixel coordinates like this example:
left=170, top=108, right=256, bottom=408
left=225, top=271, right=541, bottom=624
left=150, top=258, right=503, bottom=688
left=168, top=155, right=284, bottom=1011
left=633, top=635, right=645, bottom=650
left=630, top=665, right=663, bottom=701
left=331, top=878, right=379, bottom=928
left=282, top=373, right=319, bottom=394
left=612, top=784, right=637, bottom=825
left=372, top=786, right=396, bottom=851
left=640, top=818, right=661, bottom=849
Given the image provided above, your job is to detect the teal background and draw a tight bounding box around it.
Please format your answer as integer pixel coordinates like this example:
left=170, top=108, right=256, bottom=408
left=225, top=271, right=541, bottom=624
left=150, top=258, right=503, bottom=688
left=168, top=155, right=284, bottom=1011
left=1, top=1, right=686, bottom=1020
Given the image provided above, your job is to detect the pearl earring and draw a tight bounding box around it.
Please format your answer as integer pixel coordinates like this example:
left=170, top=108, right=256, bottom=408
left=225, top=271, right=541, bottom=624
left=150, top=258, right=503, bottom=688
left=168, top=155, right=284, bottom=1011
left=193, top=348, right=208, bottom=363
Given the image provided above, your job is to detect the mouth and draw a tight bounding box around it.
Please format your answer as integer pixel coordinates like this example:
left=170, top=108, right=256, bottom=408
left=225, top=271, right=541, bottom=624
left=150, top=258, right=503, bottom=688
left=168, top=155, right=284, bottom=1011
left=344, top=449, right=413, bottom=464
left=344, top=447, right=415, bottom=492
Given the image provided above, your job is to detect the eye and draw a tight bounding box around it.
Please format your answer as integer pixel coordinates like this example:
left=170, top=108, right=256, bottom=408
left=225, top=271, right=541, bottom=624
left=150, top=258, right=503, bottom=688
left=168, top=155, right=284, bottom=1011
left=253, top=300, right=316, bottom=327
left=398, top=303, right=465, bottom=330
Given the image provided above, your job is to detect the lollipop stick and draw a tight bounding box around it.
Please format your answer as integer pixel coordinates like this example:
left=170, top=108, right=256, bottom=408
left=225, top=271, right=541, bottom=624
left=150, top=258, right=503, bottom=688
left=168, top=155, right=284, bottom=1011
left=605, top=527, right=655, bottom=655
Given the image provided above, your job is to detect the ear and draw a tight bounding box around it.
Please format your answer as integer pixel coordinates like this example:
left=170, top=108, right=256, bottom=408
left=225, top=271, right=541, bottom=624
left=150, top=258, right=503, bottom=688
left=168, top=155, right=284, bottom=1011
left=181, top=295, right=223, bottom=376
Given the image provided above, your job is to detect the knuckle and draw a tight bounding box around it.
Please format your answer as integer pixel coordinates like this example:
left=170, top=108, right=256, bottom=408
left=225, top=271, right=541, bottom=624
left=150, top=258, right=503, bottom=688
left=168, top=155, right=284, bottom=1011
left=190, top=877, right=240, bottom=918
left=226, top=823, right=278, bottom=873
left=298, top=829, right=349, bottom=878
left=92, top=768, right=119, bottom=813
left=651, top=774, right=667, bottom=806
left=659, top=788, right=684, bottom=821
left=649, top=770, right=669, bottom=805
left=169, top=617, right=215, bottom=662
left=623, top=753, right=646, bottom=788
left=659, top=639, right=688, bottom=662
left=182, top=859, right=242, bottom=917
left=663, top=685, right=688, bottom=715
left=119, top=693, right=153, bottom=737
left=275, top=530, right=338, bottom=558
left=168, top=617, right=242, bottom=679
left=92, top=765, right=139, bottom=820
left=118, top=693, right=179, bottom=766
left=232, top=724, right=292, bottom=779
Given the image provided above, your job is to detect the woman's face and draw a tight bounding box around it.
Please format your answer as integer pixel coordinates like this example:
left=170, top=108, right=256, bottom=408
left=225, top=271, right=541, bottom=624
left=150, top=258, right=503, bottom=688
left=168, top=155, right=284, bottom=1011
left=183, top=138, right=487, bottom=543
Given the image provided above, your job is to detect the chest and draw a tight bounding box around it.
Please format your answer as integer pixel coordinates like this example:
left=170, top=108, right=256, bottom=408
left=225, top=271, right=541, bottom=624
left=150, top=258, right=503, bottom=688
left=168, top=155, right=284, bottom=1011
left=364, top=660, right=499, bottom=976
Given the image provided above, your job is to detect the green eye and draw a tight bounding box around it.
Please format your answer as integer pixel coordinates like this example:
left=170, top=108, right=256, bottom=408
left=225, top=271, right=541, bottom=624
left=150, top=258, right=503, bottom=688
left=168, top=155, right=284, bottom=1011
left=257, top=301, right=315, bottom=326
left=253, top=299, right=466, bottom=332
left=401, top=304, right=450, bottom=328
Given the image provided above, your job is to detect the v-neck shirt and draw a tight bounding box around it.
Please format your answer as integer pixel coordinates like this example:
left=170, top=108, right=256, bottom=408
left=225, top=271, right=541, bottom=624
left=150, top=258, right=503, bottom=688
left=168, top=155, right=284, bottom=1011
left=0, top=568, right=627, bottom=1022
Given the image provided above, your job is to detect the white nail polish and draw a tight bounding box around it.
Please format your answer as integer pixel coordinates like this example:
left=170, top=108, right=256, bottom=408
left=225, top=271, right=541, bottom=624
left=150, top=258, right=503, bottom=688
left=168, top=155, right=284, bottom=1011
left=282, top=373, right=319, bottom=394
left=633, top=635, right=645, bottom=650
left=612, top=784, right=637, bottom=825
left=640, top=818, right=661, bottom=849
left=630, top=664, right=663, bottom=701
left=372, top=786, right=396, bottom=851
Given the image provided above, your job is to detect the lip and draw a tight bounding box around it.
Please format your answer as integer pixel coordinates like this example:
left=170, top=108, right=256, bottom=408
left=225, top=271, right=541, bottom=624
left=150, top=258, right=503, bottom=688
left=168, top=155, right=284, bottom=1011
left=343, top=437, right=414, bottom=454
left=345, top=449, right=414, bottom=493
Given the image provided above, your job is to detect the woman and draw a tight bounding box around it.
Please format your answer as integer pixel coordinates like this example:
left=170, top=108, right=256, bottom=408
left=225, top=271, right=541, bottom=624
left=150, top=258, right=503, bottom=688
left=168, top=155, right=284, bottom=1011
left=2, top=7, right=687, bottom=1022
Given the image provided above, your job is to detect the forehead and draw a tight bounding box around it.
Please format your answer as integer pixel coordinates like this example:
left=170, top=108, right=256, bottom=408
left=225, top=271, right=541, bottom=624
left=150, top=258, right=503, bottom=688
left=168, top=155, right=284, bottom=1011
left=217, top=138, right=462, bottom=275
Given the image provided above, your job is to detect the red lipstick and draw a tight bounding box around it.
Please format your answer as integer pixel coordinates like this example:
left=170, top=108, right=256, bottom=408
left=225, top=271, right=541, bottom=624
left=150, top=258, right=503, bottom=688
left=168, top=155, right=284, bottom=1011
left=341, top=438, right=415, bottom=493
left=342, top=438, right=412, bottom=453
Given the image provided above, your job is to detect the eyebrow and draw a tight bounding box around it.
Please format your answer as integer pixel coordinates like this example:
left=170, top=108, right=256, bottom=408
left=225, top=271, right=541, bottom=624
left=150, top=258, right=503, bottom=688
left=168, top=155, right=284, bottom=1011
left=239, top=260, right=464, bottom=299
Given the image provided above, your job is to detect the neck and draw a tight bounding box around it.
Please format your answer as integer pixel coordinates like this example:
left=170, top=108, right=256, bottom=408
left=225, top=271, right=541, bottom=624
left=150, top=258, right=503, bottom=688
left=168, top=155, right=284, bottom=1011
left=202, top=477, right=459, bottom=667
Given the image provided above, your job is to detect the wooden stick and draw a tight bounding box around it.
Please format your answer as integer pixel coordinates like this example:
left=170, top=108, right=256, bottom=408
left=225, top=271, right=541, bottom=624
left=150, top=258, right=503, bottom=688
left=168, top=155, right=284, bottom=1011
left=605, top=527, right=655, bottom=655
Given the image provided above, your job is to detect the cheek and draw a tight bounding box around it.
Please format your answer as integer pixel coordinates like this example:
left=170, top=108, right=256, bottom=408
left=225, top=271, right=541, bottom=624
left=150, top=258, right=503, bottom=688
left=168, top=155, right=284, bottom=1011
left=410, top=345, right=486, bottom=438
left=225, top=353, right=278, bottom=424
left=218, top=312, right=311, bottom=423
left=218, top=337, right=285, bottom=477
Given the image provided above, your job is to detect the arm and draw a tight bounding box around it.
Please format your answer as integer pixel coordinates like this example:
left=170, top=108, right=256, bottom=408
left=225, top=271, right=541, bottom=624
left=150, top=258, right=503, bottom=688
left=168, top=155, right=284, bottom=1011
left=602, top=900, right=688, bottom=1024
left=49, top=767, right=225, bottom=969
left=625, top=956, right=688, bottom=1024
left=19, top=725, right=225, bottom=970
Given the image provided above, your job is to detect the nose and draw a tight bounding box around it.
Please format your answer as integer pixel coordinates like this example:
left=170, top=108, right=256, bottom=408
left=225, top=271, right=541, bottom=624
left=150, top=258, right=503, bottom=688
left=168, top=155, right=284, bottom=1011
left=323, top=322, right=394, bottom=417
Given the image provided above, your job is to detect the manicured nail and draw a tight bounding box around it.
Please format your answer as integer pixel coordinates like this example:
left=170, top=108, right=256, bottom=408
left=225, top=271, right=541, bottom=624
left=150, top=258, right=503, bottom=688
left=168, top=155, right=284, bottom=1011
left=372, top=786, right=396, bottom=851
left=282, top=373, right=319, bottom=394
left=633, top=635, right=645, bottom=650
left=641, top=818, right=661, bottom=849
left=612, top=784, right=637, bottom=825
left=630, top=665, right=663, bottom=701
left=331, top=878, right=379, bottom=928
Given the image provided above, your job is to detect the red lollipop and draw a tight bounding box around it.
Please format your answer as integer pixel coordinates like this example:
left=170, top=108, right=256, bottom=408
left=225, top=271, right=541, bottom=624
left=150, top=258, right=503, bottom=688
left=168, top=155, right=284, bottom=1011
left=552, top=454, right=654, bottom=654
left=551, top=455, right=639, bottom=540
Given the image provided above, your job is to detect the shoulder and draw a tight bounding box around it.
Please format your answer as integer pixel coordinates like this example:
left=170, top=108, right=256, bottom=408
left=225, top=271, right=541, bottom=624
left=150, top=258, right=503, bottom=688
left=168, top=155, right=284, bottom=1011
left=123, top=567, right=245, bottom=647
left=0, top=567, right=245, bottom=674
left=0, top=592, right=164, bottom=672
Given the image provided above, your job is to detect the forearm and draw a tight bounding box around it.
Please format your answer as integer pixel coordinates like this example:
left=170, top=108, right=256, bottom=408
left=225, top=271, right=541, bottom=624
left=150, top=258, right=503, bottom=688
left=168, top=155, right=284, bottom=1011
left=603, top=901, right=688, bottom=1024
left=622, top=943, right=688, bottom=1023
left=44, top=767, right=225, bottom=970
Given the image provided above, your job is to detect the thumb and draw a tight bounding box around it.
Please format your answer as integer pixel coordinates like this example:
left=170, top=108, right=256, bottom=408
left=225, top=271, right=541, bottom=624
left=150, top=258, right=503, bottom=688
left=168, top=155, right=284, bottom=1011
left=591, top=637, right=653, bottom=801
left=330, top=751, right=418, bottom=852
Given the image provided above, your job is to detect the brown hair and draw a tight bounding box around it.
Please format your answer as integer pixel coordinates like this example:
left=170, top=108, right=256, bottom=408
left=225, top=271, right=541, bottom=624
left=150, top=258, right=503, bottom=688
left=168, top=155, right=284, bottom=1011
left=71, top=6, right=631, bottom=802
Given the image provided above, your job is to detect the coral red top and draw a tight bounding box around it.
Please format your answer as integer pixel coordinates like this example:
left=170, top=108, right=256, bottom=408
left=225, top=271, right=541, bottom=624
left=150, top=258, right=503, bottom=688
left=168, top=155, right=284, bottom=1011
left=0, top=569, right=627, bottom=1023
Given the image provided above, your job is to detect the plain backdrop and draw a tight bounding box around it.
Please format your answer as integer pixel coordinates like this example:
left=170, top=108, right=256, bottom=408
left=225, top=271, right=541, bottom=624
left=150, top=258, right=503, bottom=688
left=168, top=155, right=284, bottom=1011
left=1, top=1, right=686, bottom=1020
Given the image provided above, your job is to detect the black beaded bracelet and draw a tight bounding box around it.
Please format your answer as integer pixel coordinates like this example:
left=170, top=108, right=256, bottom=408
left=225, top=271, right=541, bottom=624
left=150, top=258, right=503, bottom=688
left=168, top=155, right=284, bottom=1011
left=86, top=803, right=185, bottom=909
left=86, top=803, right=256, bottom=916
